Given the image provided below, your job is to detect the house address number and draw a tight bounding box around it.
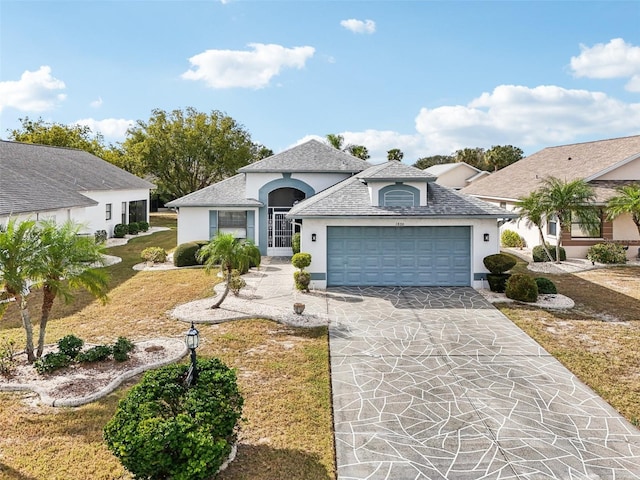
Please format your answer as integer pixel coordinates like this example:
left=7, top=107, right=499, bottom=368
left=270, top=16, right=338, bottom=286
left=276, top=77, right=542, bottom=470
left=396, top=222, right=404, bottom=227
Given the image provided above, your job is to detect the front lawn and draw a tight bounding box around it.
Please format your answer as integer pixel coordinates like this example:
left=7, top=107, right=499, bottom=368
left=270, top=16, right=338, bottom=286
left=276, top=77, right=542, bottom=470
left=498, top=255, right=640, bottom=425
left=0, top=214, right=335, bottom=480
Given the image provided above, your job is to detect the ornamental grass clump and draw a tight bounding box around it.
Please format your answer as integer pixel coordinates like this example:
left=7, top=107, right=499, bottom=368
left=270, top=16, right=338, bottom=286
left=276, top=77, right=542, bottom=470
left=141, top=246, right=167, bottom=264
left=104, top=358, right=244, bottom=480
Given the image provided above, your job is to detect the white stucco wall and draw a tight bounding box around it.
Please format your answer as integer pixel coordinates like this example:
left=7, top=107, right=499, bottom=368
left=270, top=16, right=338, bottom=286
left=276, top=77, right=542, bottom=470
left=80, top=189, right=150, bottom=237
left=299, top=217, right=500, bottom=290
left=0, top=208, right=77, bottom=227
left=175, top=206, right=261, bottom=246
left=596, top=157, right=640, bottom=181
left=244, top=171, right=354, bottom=198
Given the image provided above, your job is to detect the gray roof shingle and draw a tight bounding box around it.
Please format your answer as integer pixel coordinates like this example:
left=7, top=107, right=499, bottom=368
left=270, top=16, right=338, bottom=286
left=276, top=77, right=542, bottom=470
left=462, top=135, right=640, bottom=201
left=358, top=161, right=436, bottom=182
left=288, top=173, right=514, bottom=219
left=165, top=174, right=262, bottom=207
left=0, top=141, right=154, bottom=217
left=238, top=139, right=370, bottom=173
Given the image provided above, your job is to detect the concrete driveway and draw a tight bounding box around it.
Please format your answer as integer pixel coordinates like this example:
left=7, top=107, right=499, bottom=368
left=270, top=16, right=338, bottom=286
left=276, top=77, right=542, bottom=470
left=327, top=287, right=640, bottom=479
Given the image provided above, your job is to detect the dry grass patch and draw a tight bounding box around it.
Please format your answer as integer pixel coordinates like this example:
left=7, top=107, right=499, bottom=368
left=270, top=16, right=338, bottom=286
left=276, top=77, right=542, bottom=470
left=497, top=258, right=640, bottom=426
left=0, top=214, right=335, bottom=480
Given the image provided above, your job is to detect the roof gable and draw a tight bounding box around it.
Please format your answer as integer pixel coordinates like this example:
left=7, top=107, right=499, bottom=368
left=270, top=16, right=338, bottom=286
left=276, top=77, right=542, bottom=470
left=165, top=174, right=262, bottom=207
left=424, top=162, right=481, bottom=177
left=462, top=135, right=640, bottom=200
left=238, top=139, right=370, bottom=173
left=358, top=161, right=436, bottom=182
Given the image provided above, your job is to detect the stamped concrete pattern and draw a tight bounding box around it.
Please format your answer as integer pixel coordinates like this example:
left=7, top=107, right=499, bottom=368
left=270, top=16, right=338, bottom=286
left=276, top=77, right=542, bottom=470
left=327, top=286, right=640, bottom=480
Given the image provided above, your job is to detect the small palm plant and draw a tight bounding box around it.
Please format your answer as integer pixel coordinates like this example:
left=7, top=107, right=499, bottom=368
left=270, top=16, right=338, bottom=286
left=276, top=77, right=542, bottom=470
left=606, top=184, right=640, bottom=237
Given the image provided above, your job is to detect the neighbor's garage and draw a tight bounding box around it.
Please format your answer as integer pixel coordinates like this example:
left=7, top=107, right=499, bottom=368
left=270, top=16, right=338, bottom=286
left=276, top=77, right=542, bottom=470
left=327, top=226, right=471, bottom=287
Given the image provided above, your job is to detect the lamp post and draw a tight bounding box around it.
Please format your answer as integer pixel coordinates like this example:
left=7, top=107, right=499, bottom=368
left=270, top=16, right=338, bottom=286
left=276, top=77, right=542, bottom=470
left=185, top=322, right=199, bottom=386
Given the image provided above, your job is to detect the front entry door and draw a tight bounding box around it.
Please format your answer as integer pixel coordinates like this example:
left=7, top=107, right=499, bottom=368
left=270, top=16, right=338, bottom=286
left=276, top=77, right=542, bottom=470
left=268, top=209, right=293, bottom=256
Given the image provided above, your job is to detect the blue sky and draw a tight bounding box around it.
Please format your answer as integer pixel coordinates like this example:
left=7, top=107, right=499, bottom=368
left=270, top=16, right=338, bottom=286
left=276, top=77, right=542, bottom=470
left=1, top=1, right=639, bottom=163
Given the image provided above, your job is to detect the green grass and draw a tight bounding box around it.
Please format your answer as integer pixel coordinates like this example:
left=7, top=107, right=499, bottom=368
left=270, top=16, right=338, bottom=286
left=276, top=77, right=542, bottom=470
left=0, top=213, right=335, bottom=480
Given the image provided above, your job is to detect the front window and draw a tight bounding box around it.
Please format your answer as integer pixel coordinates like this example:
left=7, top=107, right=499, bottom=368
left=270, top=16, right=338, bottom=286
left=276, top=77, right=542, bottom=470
left=219, top=211, right=247, bottom=238
left=106, top=203, right=112, bottom=221
left=570, top=210, right=603, bottom=238
left=547, top=215, right=557, bottom=236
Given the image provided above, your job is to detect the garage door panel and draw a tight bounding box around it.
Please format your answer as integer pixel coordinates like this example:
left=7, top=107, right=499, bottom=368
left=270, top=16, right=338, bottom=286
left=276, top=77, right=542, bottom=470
left=327, top=226, right=470, bottom=287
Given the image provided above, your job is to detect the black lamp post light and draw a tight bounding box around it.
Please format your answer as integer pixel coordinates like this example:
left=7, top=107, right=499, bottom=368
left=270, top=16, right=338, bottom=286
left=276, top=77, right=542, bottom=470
left=184, top=322, right=200, bottom=387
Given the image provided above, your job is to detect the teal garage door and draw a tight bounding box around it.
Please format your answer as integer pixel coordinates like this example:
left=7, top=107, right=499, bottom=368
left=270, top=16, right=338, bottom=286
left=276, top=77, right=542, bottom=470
left=327, top=226, right=471, bottom=286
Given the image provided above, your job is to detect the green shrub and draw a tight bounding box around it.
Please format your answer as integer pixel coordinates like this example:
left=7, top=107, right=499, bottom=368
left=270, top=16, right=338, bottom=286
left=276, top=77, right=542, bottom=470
left=127, top=222, right=140, bottom=235
left=245, top=242, right=261, bottom=269
left=104, top=358, right=244, bottom=480
left=532, top=244, right=566, bottom=262
left=292, top=252, right=312, bottom=270
left=113, top=223, right=128, bottom=238
left=294, top=270, right=311, bottom=292
left=535, top=277, right=557, bottom=294
left=57, top=334, right=84, bottom=359
left=34, top=352, right=72, bottom=374
left=228, top=270, right=246, bottom=296
left=77, top=345, right=113, bottom=363
left=174, top=242, right=202, bottom=267
left=291, top=232, right=301, bottom=254
left=138, top=221, right=150, bottom=232
left=486, top=273, right=511, bottom=293
left=141, top=246, right=167, bottom=263
left=113, top=337, right=135, bottom=362
left=505, top=274, right=539, bottom=303
left=0, top=337, right=17, bottom=378
left=501, top=230, right=524, bottom=248
left=587, top=243, right=627, bottom=264
left=94, top=230, right=108, bottom=244
left=483, top=253, right=516, bottom=274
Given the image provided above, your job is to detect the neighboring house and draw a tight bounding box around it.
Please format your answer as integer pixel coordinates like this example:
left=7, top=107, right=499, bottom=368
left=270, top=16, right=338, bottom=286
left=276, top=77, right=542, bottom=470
left=462, top=135, right=640, bottom=259
left=169, top=139, right=514, bottom=288
left=424, top=162, right=490, bottom=189
left=0, top=141, right=154, bottom=237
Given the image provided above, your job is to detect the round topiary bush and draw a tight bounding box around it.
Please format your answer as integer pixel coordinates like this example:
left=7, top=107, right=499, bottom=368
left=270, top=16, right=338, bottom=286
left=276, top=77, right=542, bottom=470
left=113, top=223, right=128, bottom=238
left=127, top=222, right=140, bottom=235
left=501, top=230, right=524, bottom=248
left=173, top=242, right=202, bottom=267
left=535, top=277, right=557, bottom=294
left=104, top=358, right=243, bottom=480
left=505, top=274, right=539, bottom=303
left=292, top=252, right=312, bottom=270
left=483, top=253, right=517, bottom=274
left=532, top=244, right=566, bottom=262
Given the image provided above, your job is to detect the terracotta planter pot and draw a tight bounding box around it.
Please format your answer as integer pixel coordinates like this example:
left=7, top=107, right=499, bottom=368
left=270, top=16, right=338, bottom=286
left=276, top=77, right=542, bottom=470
left=293, top=303, right=305, bottom=315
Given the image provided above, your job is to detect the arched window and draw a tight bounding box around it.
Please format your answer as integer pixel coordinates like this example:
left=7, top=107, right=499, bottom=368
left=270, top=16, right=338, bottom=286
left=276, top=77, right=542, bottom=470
left=379, top=185, right=419, bottom=207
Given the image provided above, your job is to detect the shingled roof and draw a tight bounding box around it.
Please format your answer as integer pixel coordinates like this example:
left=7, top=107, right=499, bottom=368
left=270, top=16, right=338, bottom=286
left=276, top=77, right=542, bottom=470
left=0, top=141, right=154, bottom=217
left=165, top=174, right=262, bottom=208
left=358, top=160, right=436, bottom=182
left=462, top=135, right=640, bottom=201
left=238, top=139, right=370, bottom=173
left=288, top=170, right=513, bottom=219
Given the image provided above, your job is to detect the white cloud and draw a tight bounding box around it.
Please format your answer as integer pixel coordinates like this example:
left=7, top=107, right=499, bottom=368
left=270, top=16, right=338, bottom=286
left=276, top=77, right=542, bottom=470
left=0, top=66, right=66, bottom=113
left=90, top=97, right=103, bottom=108
left=570, top=38, right=640, bottom=92
left=181, top=43, right=315, bottom=89
left=297, top=84, right=640, bottom=163
left=340, top=18, right=376, bottom=34
left=74, top=118, right=134, bottom=140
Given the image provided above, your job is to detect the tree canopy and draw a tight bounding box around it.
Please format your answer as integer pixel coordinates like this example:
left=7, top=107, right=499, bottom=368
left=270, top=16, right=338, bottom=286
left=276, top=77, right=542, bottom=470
left=123, top=108, right=257, bottom=200
left=387, top=148, right=404, bottom=162
left=484, top=145, right=524, bottom=172
left=324, top=133, right=370, bottom=160
left=412, top=155, right=454, bottom=170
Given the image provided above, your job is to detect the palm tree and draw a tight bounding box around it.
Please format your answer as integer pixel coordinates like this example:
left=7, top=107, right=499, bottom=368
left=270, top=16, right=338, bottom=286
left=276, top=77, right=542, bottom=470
left=538, top=177, right=600, bottom=263
left=0, top=219, right=42, bottom=362
left=515, top=191, right=553, bottom=261
left=606, top=184, right=640, bottom=237
left=197, top=233, right=254, bottom=309
left=325, top=134, right=345, bottom=150
left=36, top=220, right=109, bottom=358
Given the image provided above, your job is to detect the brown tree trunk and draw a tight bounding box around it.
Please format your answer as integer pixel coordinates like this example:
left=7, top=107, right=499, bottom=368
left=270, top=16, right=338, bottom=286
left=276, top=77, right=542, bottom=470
left=211, top=267, right=231, bottom=309
left=16, top=293, right=36, bottom=363
left=37, top=285, right=56, bottom=358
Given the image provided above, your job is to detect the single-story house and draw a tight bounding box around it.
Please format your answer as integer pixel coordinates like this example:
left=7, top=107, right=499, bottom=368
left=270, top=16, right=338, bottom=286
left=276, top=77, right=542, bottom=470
left=424, top=162, right=490, bottom=189
left=461, top=135, right=640, bottom=259
left=0, top=141, right=154, bottom=237
left=168, top=139, right=515, bottom=288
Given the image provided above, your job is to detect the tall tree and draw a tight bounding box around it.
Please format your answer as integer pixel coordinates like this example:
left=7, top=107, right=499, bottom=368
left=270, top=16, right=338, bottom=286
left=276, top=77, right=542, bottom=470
left=453, top=147, right=485, bottom=169
left=484, top=145, right=524, bottom=172
left=123, top=108, right=256, bottom=200
left=325, top=133, right=370, bottom=160
left=197, top=233, right=254, bottom=309
left=515, top=191, right=553, bottom=261
left=0, top=219, right=42, bottom=362
left=387, top=148, right=404, bottom=162
left=10, top=117, right=108, bottom=157
left=606, top=184, right=640, bottom=236
left=413, top=155, right=453, bottom=170
left=538, top=177, right=600, bottom=263
left=36, top=220, right=109, bottom=358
